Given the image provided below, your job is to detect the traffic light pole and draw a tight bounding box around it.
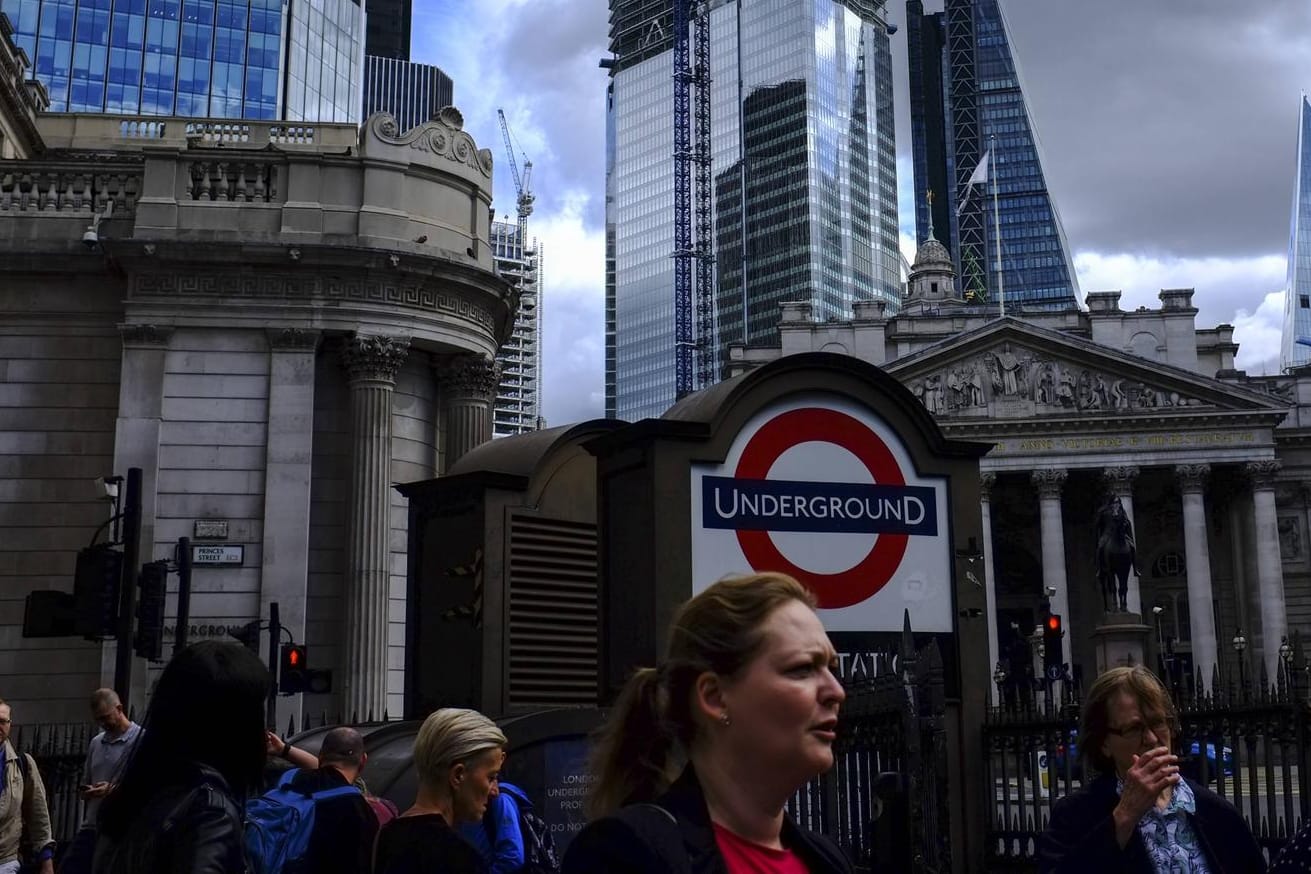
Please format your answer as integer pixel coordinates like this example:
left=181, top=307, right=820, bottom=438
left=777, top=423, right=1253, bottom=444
left=113, top=467, right=142, bottom=702
left=266, top=601, right=280, bottom=729
left=174, top=536, right=192, bottom=653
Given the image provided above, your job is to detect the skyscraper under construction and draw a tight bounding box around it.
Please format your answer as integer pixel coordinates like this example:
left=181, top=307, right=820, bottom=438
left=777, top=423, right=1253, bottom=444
left=604, top=0, right=902, bottom=421
left=906, top=0, right=1078, bottom=310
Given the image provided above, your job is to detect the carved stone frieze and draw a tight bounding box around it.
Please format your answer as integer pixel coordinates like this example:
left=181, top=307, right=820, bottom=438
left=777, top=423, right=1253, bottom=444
left=118, top=323, right=173, bottom=347
left=1031, top=468, right=1068, bottom=499
left=905, top=343, right=1203, bottom=417
left=436, top=353, right=500, bottom=401
left=341, top=334, right=410, bottom=384
left=266, top=328, right=320, bottom=351
left=1175, top=463, right=1211, bottom=493
left=365, top=109, right=494, bottom=178
left=1244, top=459, right=1283, bottom=490
left=130, top=273, right=497, bottom=332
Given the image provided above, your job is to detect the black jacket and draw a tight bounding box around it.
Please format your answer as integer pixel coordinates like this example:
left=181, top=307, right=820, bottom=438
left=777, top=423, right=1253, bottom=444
left=285, top=766, right=377, bottom=874
left=91, top=764, right=245, bottom=874
left=562, top=766, right=852, bottom=874
left=1037, top=774, right=1266, bottom=874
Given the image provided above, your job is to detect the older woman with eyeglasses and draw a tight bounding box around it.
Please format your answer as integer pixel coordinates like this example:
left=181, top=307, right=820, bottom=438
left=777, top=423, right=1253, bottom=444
left=1038, top=666, right=1264, bottom=874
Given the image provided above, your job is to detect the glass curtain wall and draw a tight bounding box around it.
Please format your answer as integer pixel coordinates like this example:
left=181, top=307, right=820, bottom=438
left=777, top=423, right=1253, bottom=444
left=606, top=0, right=900, bottom=421
left=1281, top=96, right=1311, bottom=371
left=282, top=0, right=363, bottom=123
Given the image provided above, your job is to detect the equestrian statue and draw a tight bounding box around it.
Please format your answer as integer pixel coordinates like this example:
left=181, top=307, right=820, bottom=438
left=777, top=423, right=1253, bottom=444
left=1095, top=495, right=1138, bottom=614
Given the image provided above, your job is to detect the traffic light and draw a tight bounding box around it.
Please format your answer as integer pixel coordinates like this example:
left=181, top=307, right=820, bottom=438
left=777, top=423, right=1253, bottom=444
left=133, top=560, right=168, bottom=661
left=279, top=644, right=308, bottom=694
left=73, top=544, right=122, bottom=640
left=1043, top=613, right=1064, bottom=677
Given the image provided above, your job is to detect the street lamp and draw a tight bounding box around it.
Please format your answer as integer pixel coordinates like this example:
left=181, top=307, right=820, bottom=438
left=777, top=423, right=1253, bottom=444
left=1233, top=629, right=1248, bottom=690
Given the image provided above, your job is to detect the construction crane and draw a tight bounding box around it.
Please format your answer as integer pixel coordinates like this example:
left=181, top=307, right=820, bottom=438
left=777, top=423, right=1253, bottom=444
left=496, top=109, right=534, bottom=249
left=673, top=0, right=714, bottom=398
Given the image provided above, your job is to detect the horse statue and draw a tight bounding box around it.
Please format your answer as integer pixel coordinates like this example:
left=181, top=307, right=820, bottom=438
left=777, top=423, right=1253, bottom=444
left=1095, top=496, right=1138, bottom=614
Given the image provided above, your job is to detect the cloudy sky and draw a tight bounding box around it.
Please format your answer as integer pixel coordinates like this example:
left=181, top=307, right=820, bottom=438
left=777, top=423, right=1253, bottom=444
left=413, top=0, right=1310, bottom=425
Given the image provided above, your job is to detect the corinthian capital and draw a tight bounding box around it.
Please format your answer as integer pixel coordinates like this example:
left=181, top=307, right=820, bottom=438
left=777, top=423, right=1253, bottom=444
left=980, top=472, right=997, bottom=501
left=341, top=334, right=410, bottom=384
left=1175, top=463, right=1210, bottom=494
left=437, top=353, right=501, bottom=402
left=1031, top=468, right=1067, bottom=499
left=1102, top=466, right=1139, bottom=497
left=1244, top=459, right=1282, bottom=490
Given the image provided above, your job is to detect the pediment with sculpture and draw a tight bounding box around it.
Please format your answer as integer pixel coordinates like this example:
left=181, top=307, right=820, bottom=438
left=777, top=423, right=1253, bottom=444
left=885, top=321, right=1286, bottom=421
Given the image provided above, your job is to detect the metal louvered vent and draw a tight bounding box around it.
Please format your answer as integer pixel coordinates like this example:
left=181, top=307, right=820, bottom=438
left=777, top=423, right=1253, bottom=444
left=507, top=514, right=599, bottom=709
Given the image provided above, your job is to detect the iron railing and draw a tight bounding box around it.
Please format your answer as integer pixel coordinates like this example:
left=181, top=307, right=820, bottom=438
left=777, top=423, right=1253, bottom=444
left=983, top=634, right=1311, bottom=871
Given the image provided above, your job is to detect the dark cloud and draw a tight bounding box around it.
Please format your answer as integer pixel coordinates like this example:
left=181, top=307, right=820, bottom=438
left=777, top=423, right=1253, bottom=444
left=987, top=0, right=1310, bottom=259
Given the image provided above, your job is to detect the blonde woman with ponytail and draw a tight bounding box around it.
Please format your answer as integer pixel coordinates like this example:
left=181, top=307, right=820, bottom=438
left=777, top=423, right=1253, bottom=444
left=374, top=708, right=506, bottom=874
left=563, top=573, right=851, bottom=874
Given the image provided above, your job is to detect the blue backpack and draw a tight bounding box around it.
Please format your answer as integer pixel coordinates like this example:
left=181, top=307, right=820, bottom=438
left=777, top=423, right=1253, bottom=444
left=244, top=768, right=361, bottom=874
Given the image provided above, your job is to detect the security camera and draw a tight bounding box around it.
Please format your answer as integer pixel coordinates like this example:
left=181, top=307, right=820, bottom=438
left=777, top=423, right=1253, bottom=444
left=1152, top=605, right=1165, bottom=615
left=95, top=476, right=120, bottom=500
left=1045, top=585, right=1057, bottom=598
left=81, top=200, right=114, bottom=250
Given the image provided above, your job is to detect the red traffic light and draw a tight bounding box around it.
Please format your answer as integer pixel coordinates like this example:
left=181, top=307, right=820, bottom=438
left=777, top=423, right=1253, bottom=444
left=1046, top=614, right=1063, bottom=634
left=287, top=648, right=301, bottom=667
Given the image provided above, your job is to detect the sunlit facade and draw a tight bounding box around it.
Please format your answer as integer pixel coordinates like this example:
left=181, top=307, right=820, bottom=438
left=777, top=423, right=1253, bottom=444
left=492, top=220, right=543, bottom=436
left=1, top=0, right=362, bottom=120
left=605, top=0, right=901, bottom=421
left=907, top=0, right=1078, bottom=309
left=1281, top=96, right=1311, bottom=372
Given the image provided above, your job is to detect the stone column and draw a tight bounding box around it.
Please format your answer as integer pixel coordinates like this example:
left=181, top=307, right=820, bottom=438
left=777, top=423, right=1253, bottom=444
left=980, top=473, right=1000, bottom=690
left=340, top=333, right=410, bottom=721
left=111, top=324, right=173, bottom=710
left=261, top=328, right=318, bottom=731
left=1247, top=460, right=1286, bottom=681
left=1176, top=464, right=1218, bottom=691
left=1103, top=466, right=1142, bottom=614
left=437, top=353, right=499, bottom=467
left=1032, top=469, right=1071, bottom=667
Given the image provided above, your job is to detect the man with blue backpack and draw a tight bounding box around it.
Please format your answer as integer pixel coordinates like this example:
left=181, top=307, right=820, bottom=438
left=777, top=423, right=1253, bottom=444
left=460, top=776, right=560, bottom=874
left=245, top=727, right=378, bottom=874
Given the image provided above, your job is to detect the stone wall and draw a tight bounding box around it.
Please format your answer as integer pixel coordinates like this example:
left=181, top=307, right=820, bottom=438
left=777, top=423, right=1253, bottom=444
left=0, top=280, right=121, bottom=721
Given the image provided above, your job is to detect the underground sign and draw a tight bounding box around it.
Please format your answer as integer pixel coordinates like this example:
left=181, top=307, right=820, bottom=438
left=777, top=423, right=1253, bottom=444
left=690, top=394, right=952, bottom=632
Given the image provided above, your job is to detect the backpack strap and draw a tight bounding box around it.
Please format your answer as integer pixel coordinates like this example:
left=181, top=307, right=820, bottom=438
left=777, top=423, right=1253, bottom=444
left=309, top=785, right=361, bottom=803
left=612, top=803, right=691, bottom=874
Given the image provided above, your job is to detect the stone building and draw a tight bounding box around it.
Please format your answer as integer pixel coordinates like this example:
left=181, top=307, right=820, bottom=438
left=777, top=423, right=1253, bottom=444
left=0, top=14, right=45, bottom=159
left=729, top=236, right=1311, bottom=694
left=0, top=40, right=513, bottom=724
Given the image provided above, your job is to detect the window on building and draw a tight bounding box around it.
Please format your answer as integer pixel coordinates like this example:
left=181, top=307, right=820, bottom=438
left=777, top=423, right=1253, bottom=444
left=1300, top=295, right=1309, bottom=309
left=930, top=281, right=939, bottom=295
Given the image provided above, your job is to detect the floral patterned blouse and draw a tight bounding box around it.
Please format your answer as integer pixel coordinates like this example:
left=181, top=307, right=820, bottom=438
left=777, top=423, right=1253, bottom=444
left=1117, top=777, right=1213, bottom=874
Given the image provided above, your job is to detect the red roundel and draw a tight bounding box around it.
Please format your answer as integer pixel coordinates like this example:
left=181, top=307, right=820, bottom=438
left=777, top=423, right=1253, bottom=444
left=733, top=408, right=908, bottom=609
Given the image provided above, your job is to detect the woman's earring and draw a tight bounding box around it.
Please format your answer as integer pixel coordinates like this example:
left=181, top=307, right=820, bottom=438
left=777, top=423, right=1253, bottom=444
left=719, top=712, right=731, bottom=727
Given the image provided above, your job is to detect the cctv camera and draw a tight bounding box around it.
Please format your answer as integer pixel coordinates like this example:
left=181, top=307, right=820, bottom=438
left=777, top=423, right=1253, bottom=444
left=82, top=229, right=99, bottom=249
left=1045, top=586, right=1057, bottom=597
left=1152, top=606, right=1165, bottom=615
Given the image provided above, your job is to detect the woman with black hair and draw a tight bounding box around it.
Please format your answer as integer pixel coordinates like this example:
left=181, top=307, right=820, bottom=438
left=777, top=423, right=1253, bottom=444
left=92, top=640, right=270, bottom=874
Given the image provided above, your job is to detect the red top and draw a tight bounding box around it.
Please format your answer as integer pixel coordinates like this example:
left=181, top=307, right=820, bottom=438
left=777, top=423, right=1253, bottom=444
left=712, top=823, right=810, bottom=874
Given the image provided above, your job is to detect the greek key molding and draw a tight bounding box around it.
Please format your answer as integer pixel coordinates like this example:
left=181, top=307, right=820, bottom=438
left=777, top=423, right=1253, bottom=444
left=1245, top=459, right=1283, bottom=490
left=266, top=328, right=320, bottom=351
left=436, top=353, right=500, bottom=401
left=130, top=273, right=496, bottom=332
left=341, top=334, right=410, bottom=384
left=980, top=472, right=996, bottom=501
left=365, top=108, right=494, bottom=179
left=1102, top=466, right=1139, bottom=496
left=118, top=323, right=173, bottom=347
left=1031, top=468, right=1068, bottom=499
left=1175, top=463, right=1211, bottom=493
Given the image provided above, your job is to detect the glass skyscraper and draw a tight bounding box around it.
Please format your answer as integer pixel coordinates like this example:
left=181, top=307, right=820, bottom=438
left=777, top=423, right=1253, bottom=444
left=907, top=0, right=1078, bottom=309
left=362, top=56, right=451, bottom=132
left=605, top=0, right=901, bottom=422
left=1281, top=95, right=1311, bottom=371
left=491, top=220, right=543, bottom=436
left=2, top=0, right=362, bottom=120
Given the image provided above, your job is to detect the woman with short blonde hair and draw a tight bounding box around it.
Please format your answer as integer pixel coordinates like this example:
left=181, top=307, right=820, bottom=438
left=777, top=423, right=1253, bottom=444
left=375, top=708, right=507, bottom=874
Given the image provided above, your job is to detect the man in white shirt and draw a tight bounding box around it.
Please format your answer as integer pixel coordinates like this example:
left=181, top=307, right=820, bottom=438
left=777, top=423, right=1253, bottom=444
left=56, top=690, right=141, bottom=874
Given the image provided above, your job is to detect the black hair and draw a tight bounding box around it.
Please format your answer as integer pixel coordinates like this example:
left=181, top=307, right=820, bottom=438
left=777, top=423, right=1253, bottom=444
left=98, top=640, right=270, bottom=838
